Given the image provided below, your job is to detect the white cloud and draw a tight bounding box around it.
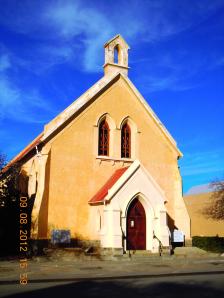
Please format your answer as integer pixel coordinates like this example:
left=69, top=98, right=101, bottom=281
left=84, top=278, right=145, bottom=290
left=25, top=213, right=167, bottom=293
left=135, top=45, right=224, bottom=92
left=0, top=77, right=51, bottom=123
left=0, top=0, right=223, bottom=73
left=0, top=54, right=10, bottom=72
left=181, top=165, right=223, bottom=177
left=42, top=1, right=115, bottom=72
left=139, top=0, right=223, bottom=42
left=0, top=0, right=223, bottom=90
left=138, top=73, right=200, bottom=93
left=180, top=148, right=224, bottom=177
left=0, top=52, right=54, bottom=123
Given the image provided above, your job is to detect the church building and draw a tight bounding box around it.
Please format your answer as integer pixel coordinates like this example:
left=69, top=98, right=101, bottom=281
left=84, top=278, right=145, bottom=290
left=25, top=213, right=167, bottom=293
left=8, top=35, right=190, bottom=253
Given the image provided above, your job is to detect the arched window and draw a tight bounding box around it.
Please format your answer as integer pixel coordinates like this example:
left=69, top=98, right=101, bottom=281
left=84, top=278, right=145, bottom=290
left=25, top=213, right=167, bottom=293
left=98, top=119, right=109, bottom=156
left=121, top=123, right=131, bottom=158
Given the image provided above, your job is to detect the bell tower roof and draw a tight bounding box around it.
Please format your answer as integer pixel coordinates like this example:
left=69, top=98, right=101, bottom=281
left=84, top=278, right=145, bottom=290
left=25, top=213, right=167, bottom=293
left=103, top=34, right=130, bottom=77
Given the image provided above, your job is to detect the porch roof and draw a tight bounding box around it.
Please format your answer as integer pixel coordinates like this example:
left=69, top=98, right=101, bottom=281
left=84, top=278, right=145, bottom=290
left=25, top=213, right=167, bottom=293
left=88, top=167, right=129, bottom=205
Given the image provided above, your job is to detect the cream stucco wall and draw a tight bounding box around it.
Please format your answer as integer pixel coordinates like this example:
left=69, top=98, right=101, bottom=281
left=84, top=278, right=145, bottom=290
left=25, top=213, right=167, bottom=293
left=6, top=34, right=190, bottom=250
left=38, top=75, right=190, bottom=241
left=184, top=192, right=224, bottom=237
left=100, top=161, right=170, bottom=251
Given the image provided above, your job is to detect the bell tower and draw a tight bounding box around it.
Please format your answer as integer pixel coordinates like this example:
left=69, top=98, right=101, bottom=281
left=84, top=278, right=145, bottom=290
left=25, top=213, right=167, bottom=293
left=103, top=34, right=130, bottom=77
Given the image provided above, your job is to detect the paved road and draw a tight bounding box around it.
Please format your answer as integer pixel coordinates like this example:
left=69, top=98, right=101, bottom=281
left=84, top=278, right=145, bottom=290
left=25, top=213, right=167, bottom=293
left=1, top=272, right=224, bottom=297
left=0, top=256, right=224, bottom=297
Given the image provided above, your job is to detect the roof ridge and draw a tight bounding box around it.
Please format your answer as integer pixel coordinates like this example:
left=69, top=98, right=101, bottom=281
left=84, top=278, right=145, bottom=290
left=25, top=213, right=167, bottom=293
left=43, top=73, right=121, bottom=140
left=6, top=70, right=182, bottom=168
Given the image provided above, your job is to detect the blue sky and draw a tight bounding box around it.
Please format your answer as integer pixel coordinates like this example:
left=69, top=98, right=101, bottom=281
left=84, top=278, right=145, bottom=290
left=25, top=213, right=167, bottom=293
left=0, top=0, right=223, bottom=193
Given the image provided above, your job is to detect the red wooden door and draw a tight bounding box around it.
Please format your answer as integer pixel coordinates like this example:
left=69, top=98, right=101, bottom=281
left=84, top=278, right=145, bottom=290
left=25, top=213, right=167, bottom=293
left=127, top=198, right=146, bottom=250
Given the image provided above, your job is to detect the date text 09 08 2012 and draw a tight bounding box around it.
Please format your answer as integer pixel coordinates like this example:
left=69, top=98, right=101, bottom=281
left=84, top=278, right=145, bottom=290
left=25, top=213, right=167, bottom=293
left=19, top=196, right=28, bottom=285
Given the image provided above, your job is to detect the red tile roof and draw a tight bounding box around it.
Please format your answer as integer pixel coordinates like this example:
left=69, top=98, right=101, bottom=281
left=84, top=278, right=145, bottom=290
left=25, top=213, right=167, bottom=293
left=88, top=167, right=129, bottom=205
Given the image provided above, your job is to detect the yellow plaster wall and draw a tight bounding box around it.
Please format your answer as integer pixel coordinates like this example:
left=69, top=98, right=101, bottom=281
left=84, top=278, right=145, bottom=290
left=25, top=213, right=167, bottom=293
left=45, top=76, right=183, bottom=240
left=37, top=151, right=51, bottom=239
left=184, top=192, right=224, bottom=237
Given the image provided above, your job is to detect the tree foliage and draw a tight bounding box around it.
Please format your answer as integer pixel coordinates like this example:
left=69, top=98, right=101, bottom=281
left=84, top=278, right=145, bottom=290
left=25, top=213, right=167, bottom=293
left=0, top=152, right=21, bottom=207
left=0, top=152, right=19, bottom=254
left=0, top=152, right=8, bottom=206
left=0, top=152, right=6, bottom=170
left=203, top=179, right=224, bottom=220
left=0, top=152, right=36, bottom=256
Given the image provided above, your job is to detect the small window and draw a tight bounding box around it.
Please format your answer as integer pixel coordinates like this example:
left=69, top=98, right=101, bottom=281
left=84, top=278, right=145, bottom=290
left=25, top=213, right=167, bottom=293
left=121, top=123, right=131, bottom=158
left=98, top=119, right=109, bottom=156
left=114, top=45, right=119, bottom=64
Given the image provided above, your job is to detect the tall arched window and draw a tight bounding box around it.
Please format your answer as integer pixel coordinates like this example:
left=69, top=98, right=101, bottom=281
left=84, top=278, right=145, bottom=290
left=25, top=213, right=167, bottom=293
left=121, top=123, right=131, bottom=158
left=98, top=119, right=109, bottom=156
left=114, top=45, right=119, bottom=64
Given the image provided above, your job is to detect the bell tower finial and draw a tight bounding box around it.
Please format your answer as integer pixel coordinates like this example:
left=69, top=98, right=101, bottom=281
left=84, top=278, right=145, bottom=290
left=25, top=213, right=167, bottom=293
left=103, top=34, right=130, bottom=77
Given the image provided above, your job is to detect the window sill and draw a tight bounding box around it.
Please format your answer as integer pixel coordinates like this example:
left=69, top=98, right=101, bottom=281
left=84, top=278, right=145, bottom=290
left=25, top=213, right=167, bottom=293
left=96, top=156, right=134, bottom=164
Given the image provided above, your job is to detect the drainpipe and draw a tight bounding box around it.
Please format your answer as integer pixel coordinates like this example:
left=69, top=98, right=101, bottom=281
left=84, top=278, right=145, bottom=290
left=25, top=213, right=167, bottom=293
left=35, top=145, right=42, bottom=158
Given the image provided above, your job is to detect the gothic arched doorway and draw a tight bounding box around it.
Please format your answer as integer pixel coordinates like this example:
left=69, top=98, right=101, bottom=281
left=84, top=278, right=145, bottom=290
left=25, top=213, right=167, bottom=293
left=126, top=198, right=146, bottom=250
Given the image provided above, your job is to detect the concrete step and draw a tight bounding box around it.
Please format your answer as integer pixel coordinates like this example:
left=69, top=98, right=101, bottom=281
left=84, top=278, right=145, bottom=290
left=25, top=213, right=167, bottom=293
left=126, top=250, right=153, bottom=256
left=173, top=247, right=219, bottom=257
left=42, top=247, right=173, bottom=261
